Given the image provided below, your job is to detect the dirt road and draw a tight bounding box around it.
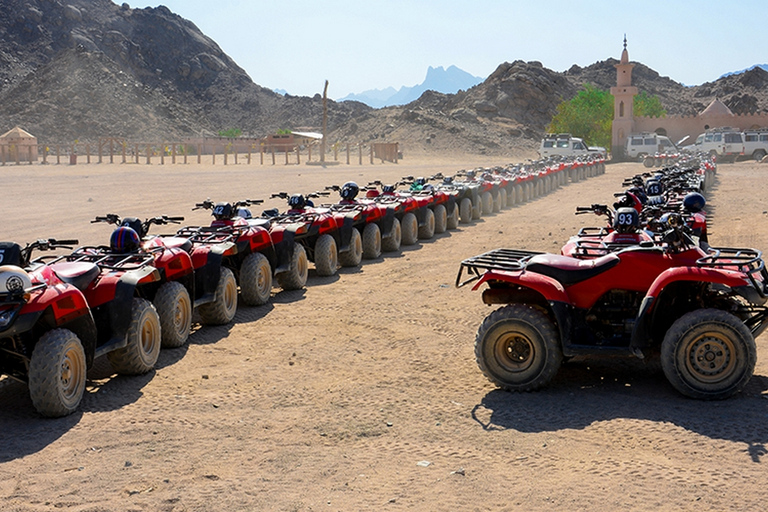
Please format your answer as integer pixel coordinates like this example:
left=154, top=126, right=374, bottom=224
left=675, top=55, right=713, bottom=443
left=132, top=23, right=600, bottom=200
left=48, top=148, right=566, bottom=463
left=1, top=156, right=767, bottom=511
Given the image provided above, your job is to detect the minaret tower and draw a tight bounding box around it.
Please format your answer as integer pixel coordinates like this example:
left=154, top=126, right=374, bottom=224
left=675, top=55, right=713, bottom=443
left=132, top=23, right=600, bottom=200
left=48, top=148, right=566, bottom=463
left=611, top=35, right=638, bottom=158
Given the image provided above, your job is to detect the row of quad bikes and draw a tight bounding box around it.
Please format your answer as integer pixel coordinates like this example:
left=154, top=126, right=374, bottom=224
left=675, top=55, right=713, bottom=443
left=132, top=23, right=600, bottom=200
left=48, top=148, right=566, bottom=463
left=458, top=153, right=768, bottom=400
left=0, top=155, right=606, bottom=417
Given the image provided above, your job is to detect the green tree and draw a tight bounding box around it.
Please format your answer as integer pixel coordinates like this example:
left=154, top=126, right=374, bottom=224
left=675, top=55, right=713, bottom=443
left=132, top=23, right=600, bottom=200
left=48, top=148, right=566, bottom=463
left=218, top=128, right=242, bottom=138
left=633, top=91, right=666, bottom=118
left=547, top=84, right=613, bottom=149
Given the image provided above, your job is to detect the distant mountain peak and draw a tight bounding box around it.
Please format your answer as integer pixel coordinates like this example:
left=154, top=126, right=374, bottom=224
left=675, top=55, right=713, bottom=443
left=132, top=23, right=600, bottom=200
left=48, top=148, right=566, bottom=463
left=339, top=65, right=484, bottom=108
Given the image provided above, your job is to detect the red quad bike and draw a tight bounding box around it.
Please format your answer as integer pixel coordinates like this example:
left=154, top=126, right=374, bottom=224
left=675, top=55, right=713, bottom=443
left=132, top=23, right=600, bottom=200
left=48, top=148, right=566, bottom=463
left=92, top=214, right=199, bottom=347
left=6, top=237, right=165, bottom=416
left=266, top=192, right=359, bottom=278
left=324, top=182, right=400, bottom=259
left=0, top=238, right=98, bottom=417
left=365, top=180, right=433, bottom=245
left=401, top=175, right=458, bottom=235
left=457, top=215, right=768, bottom=400
left=183, top=199, right=282, bottom=308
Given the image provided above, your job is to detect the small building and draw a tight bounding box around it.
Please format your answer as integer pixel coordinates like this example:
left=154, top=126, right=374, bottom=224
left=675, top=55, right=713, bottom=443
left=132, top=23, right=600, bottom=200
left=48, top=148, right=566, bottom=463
left=265, top=131, right=323, bottom=152
left=0, top=126, right=38, bottom=163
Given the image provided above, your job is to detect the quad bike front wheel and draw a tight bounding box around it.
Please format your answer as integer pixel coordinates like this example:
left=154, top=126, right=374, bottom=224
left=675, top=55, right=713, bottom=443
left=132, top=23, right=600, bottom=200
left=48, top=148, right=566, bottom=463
left=433, top=204, right=447, bottom=234
left=459, top=198, right=472, bottom=224
left=362, top=223, right=381, bottom=259
left=154, top=281, right=192, bottom=348
left=661, top=309, right=756, bottom=400
left=198, top=267, right=238, bottom=325
left=401, top=213, right=418, bottom=246
left=418, top=208, right=435, bottom=240
left=446, top=204, right=459, bottom=229
left=339, top=227, right=362, bottom=267
left=382, top=218, right=401, bottom=252
left=28, top=329, right=86, bottom=417
left=475, top=304, right=562, bottom=392
left=314, top=234, right=338, bottom=276
left=482, top=191, right=494, bottom=215
left=109, top=298, right=161, bottom=374
left=276, top=243, right=308, bottom=290
left=240, top=252, right=273, bottom=306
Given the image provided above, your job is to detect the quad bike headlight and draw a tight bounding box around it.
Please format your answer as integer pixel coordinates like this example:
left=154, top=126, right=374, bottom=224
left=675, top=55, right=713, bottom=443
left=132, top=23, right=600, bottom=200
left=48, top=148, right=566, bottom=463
left=0, top=308, right=16, bottom=328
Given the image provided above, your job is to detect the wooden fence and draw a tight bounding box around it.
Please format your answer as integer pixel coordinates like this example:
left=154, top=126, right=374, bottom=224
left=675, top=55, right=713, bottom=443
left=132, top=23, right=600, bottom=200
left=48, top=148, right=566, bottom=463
left=0, top=141, right=400, bottom=166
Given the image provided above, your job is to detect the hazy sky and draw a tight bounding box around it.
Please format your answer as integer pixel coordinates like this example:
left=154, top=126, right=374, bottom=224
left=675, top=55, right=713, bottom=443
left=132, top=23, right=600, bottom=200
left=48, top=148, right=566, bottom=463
left=139, top=0, right=768, bottom=99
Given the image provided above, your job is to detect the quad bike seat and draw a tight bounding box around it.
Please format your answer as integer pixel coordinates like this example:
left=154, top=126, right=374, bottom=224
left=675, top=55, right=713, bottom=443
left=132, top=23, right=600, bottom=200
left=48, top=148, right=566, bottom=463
left=247, top=218, right=272, bottom=229
left=160, top=236, right=194, bottom=253
left=526, top=253, right=620, bottom=286
left=51, top=261, right=100, bottom=291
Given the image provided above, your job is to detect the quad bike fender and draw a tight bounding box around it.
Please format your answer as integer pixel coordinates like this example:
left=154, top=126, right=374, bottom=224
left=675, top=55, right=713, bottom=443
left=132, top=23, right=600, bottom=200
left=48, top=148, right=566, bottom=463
left=336, top=216, right=356, bottom=254
left=273, top=230, right=297, bottom=275
left=244, top=227, right=274, bottom=253
left=414, top=205, right=428, bottom=226
left=443, top=195, right=457, bottom=216
left=153, top=246, right=194, bottom=282
left=472, top=270, right=569, bottom=304
left=194, top=244, right=231, bottom=301
left=377, top=208, right=397, bottom=239
left=96, top=266, right=161, bottom=357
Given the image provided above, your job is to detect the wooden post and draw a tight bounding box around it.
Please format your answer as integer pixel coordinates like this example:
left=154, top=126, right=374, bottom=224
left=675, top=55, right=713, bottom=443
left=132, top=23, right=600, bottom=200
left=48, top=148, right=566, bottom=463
left=160, top=144, right=165, bottom=165
left=172, top=143, right=176, bottom=164
left=247, top=146, right=252, bottom=165
left=320, top=79, right=328, bottom=163
left=184, top=146, right=188, bottom=165
left=109, top=139, right=114, bottom=163
left=56, top=145, right=61, bottom=164
left=224, top=147, right=228, bottom=165
left=271, top=146, right=275, bottom=165
left=394, top=143, right=399, bottom=163
left=212, top=145, right=216, bottom=165
left=333, top=144, right=338, bottom=161
left=346, top=144, right=350, bottom=164
left=146, top=144, right=151, bottom=164
left=234, top=144, right=238, bottom=165
left=14, top=144, right=19, bottom=165
left=296, top=146, right=300, bottom=164
left=358, top=143, right=362, bottom=165
left=308, top=145, right=312, bottom=161
left=284, top=146, right=289, bottom=165
left=122, top=143, right=126, bottom=163
left=260, top=144, right=264, bottom=165
left=86, top=144, right=90, bottom=163
left=98, top=142, right=102, bottom=164
left=197, top=144, right=202, bottom=164
left=41, top=145, right=46, bottom=165
left=370, top=144, right=374, bottom=164
left=134, top=144, right=139, bottom=164
left=28, top=145, right=33, bottom=164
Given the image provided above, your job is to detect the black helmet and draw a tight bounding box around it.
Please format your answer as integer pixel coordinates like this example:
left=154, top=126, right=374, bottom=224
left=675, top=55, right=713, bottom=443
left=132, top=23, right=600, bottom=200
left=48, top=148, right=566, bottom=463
left=340, top=181, right=360, bottom=201
left=682, top=192, right=706, bottom=212
left=110, top=226, right=141, bottom=254
left=120, top=217, right=145, bottom=238
left=645, top=178, right=663, bottom=197
left=288, top=194, right=306, bottom=209
left=382, top=184, right=395, bottom=194
left=212, top=202, right=234, bottom=220
left=414, top=177, right=426, bottom=186
left=613, top=207, right=640, bottom=234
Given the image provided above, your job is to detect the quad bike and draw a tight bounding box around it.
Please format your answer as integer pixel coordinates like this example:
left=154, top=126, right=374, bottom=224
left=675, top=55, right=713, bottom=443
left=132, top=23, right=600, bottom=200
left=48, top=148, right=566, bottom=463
left=92, top=214, right=199, bottom=345
left=457, top=215, right=768, bottom=400
left=431, top=173, right=479, bottom=226
left=453, top=169, right=493, bottom=219
left=324, top=182, right=400, bottom=259
left=365, top=180, right=433, bottom=244
left=265, top=192, right=358, bottom=278
left=401, top=175, right=458, bottom=234
left=1, top=237, right=164, bottom=416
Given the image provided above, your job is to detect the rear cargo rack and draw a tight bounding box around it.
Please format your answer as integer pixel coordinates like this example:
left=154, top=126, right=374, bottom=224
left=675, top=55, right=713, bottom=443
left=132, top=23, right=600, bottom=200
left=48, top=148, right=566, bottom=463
left=175, top=226, right=238, bottom=245
left=51, top=246, right=158, bottom=270
left=697, top=247, right=768, bottom=297
left=456, top=249, right=543, bottom=288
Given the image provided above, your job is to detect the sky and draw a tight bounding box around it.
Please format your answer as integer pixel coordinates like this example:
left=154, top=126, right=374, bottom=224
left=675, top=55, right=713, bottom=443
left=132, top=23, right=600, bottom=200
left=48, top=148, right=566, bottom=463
left=139, top=0, right=768, bottom=100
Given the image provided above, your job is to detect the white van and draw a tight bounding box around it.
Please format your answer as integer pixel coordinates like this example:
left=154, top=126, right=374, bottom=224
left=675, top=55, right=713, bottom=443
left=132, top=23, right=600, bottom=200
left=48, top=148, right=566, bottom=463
left=742, top=129, right=768, bottom=161
left=625, top=133, right=677, bottom=160
left=539, top=133, right=607, bottom=159
left=685, top=128, right=745, bottom=162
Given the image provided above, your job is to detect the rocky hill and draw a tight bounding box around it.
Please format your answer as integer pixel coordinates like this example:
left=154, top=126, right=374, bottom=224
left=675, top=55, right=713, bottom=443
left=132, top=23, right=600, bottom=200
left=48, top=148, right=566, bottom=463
left=2, top=0, right=768, bottom=156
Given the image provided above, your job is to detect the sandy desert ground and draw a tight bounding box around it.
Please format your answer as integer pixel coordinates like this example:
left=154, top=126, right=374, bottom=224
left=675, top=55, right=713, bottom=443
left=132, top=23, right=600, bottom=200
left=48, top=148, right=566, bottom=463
left=1, top=153, right=768, bottom=512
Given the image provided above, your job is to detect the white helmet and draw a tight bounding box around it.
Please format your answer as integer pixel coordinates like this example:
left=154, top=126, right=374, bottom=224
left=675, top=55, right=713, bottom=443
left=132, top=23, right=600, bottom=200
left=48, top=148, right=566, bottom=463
left=0, top=265, right=32, bottom=295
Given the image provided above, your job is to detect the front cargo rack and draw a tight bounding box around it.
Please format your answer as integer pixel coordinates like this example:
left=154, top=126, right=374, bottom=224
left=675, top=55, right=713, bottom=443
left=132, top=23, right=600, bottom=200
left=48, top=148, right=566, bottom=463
left=456, top=249, right=543, bottom=288
left=697, top=247, right=768, bottom=298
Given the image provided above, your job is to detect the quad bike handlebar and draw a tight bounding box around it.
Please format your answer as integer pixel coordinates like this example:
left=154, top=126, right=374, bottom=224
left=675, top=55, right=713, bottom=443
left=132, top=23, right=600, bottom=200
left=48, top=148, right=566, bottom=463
left=18, top=238, right=79, bottom=267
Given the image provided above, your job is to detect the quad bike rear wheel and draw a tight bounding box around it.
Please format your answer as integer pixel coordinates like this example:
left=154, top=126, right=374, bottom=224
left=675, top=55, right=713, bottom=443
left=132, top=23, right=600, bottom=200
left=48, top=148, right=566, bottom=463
left=362, top=223, right=381, bottom=259
left=418, top=208, right=435, bottom=240
left=240, top=252, right=272, bottom=306
left=382, top=218, right=401, bottom=252
left=446, top=204, right=459, bottom=229
left=492, top=191, right=501, bottom=212
left=475, top=304, right=562, bottom=392
left=314, top=234, right=338, bottom=276
left=459, top=198, right=472, bottom=224
left=28, top=329, right=86, bottom=417
left=661, top=309, right=756, bottom=400
left=154, top=281, right=192, bottom=348
left=481, top=191, right=494, bottom=215
left=108, top=298, right=161, bottom=374
left=198, top=267, right=238, bottom=325
left=277, top=243, right=308, bottom=290
left=339, top=227, right=362, bottom=267
left=499, top=188, right=508, bottom=209
left=401, top=213, right=418, bottom=245
left=472, top=198, right=482, bottom=220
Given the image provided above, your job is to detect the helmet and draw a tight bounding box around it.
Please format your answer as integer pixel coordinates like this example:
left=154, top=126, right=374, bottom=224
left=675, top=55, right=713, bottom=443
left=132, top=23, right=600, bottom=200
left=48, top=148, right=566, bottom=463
left=120, top=217, right=144, bottom=237
left=382, top=184, right=395, bottom=194
left=645, top=178, right=663, bottom=197
left=414, top=177, right=426, bottom=186
left=236, top=207, right=253, bottom=219
left=110, top=226, right=141, bottom=254
left=0, top=266, right=32, bottom=295
left=212, top=202, right=234, bottom=220
left=288, top=194, right=306, bottom=209
left=340, top=181, right=360, bottom=201
left=465, top=170, right=476, bottom=179
left=442, top=176, right=454, bottom=184
left=627, top=186, right=647, bottom=205
left=683, top=192, right=706, bottom=213
left=613, top=207, right=640, bottom=234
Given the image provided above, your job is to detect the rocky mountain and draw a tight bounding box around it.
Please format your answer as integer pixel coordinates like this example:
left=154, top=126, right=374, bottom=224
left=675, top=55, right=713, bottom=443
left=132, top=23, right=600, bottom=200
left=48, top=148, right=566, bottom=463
left=2, top=0, right=768, bottom=156
left=338, top=65, right=484, bottom=108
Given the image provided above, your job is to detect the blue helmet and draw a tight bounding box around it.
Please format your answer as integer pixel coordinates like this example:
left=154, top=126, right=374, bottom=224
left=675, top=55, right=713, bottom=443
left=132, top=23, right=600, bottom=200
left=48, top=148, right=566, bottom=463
left=288, top=194, right=306, bottom=209
left=110, top=226, right=141, bottom=254
left=683, top=192, right=706, bottom=212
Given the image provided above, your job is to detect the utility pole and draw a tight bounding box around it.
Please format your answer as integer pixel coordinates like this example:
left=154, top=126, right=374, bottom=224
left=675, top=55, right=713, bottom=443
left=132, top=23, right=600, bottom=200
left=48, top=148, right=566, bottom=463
left=320, top=80, right=328, bottom=164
